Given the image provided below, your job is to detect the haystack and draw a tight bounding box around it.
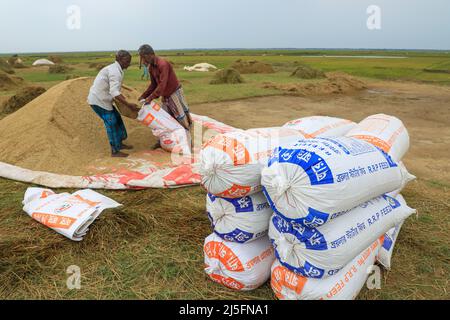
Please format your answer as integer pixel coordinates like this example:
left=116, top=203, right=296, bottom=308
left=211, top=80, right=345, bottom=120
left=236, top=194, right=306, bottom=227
left=210, top=68, right=244, bottom=84
left=89, top=62, right=107, bottom=71
left=7, top=56, right=25, bottom=68
left=0, top=77, right=157, bottom=175
left=0, top=71, right=24, bottom=90
left=231, top=59, right=274, bottom=74
left=48, top=64, right=73, bottom=74
left=48, top=55, right=63, bottom=64
left=291, top=65, right=325, bottom=79
left=0, top=58, right=15, bottom=74
left=1, top=86, right=46, bottom=115
left=262, top=72, right=367, bottom=96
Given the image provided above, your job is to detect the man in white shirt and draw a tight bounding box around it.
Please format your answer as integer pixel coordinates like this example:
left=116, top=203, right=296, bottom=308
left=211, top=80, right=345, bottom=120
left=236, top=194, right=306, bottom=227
left=88, top=50, right=139, bottom=158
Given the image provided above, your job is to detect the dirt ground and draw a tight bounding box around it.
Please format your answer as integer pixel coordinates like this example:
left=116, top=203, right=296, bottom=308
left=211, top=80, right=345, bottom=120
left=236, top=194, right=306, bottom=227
left=192, top=80, right=450, bottom=186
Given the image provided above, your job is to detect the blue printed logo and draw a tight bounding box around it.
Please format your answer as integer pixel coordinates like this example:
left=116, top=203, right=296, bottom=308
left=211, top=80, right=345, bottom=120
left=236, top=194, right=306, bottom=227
left=228, top=196, right=254, bottom=213
left=209, top=193, right=254, bottom=213
left=207, top=193, right=217, bottom=202
left=272, top=245, right=325, bottom=279
left=214, top=229, right=254, bottom=244
left=376, top=147, right=398, bottom=168
left=382, top=234, right=394, bottom=251
left=268, top=148, right=334, bottom=186
left=272, top=215, right=327, bottom=251
left=382, top=194, right=401, bottom=209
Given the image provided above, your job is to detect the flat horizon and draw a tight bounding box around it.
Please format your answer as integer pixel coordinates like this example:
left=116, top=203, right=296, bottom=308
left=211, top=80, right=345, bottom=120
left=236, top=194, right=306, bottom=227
left=1, top=47, right=450, bottom=56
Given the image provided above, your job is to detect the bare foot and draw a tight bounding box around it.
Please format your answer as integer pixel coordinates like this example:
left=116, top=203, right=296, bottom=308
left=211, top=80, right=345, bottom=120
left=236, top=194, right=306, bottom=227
left=121, top=144, right=133, bottom=150
left=111, top=151, right=129, bottom=158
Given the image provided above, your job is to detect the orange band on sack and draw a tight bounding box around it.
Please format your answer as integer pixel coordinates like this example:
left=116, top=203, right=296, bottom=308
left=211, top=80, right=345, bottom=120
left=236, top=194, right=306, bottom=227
left=309, top=120, right=353, bottom=138
left=72, top=194, right=101, bottom=207
left=152, top=103, right=161, bottom=111
left=40, top=191, right=54, bottom=199
left=206, top=135, right=250, bottom=166
left=387, top=125, right=405, bottom=146
left=216, top=184, right=252, bottom=198
left=204, top=241, right=244, bottom=272
left=142, top=113, right=155, bottom=126
left=271, top=265, right=307, bottom=299
left=31, top=212, right=76, bottom=229
left=350, top=135, right=392, bottom=153
left=208, top=273, right=245, bottom=290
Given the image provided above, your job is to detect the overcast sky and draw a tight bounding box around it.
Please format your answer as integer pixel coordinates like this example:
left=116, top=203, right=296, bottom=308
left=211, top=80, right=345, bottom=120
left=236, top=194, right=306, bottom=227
left=1, top=0, right=449, bottom=53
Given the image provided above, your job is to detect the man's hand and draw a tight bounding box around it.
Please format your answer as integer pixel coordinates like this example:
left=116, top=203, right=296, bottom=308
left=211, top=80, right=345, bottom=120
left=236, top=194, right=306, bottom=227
left=128, top=103, right=140, bottom=112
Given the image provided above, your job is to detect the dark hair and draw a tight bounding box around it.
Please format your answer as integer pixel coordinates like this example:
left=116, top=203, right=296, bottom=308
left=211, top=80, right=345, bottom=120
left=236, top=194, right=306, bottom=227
left=138, top=44, right=155, bottom=55
left=116, top=50, right=131, bottom=60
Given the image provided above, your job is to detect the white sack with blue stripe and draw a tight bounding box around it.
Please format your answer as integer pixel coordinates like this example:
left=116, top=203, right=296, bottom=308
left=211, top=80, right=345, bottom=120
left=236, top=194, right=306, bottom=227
left=268, top=194, right=415, bottom=279
left=206, top=192, right=272, bottom=244
left=261, top=137, right=415, bottom=227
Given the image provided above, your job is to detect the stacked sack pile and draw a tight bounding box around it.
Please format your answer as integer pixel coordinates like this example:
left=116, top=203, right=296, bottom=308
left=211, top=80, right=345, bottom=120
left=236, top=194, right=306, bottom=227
left=199, top=117, right=359, bottom=291
left=265, top=114, right=416, bottom=299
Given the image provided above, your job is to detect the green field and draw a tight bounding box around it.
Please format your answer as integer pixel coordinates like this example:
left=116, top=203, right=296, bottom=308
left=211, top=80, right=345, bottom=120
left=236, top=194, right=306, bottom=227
left=0, top=49, right=449, bottom=300
left=2, top=49, right=450, bottom=99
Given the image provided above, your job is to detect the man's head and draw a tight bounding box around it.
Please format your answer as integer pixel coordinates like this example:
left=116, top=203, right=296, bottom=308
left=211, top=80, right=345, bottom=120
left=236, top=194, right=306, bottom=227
left=116, top=50, right=132, bottom=70
left=138, top=44, right=155, bottom=66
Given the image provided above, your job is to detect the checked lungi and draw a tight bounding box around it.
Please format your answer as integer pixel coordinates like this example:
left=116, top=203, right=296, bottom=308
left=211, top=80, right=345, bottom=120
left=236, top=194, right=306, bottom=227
left=90, top=105, right=128, bottom=154
left=161, top=86, right=192, bottom=131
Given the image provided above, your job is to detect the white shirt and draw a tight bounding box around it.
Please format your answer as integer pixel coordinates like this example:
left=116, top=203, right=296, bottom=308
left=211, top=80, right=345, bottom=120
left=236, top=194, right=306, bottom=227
left=87, top=61, right=124, bottom=111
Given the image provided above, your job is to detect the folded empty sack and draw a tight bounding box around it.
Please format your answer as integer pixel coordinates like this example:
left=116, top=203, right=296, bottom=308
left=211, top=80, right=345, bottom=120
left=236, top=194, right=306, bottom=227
left=22, top=187, right=122, bottom=241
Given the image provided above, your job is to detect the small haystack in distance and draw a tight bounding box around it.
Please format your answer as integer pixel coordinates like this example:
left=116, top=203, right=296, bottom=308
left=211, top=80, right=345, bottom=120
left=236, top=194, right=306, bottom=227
left=1, top=86, right=46, bottom=115
left=48, top=55, right=63, bottom=64
left=89, top=62, right=107, bottom=71
left=0, top=58, right=15, bottom=74
left=32, top=59, right=55, bottom=66
left=231, top=59, right=275, bottom=74
left=262, top=72, right=367, bottom=96
left=291, top=65, right=325, bottom=79
left=48, top=65, right=73, bottom=74
left=7, top=55, right=26, bottom=68
left=0, top=71, right=24, bottom=90
left=210, top=68, right=244, bottom=85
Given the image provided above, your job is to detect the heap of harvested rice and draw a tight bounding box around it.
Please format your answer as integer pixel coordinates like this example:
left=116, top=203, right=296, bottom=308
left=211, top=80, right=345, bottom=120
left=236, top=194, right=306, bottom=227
left=263, top=72, right=367, bottom=96
left=0, top=77, right=158, bottom=175
left=231, top=59, right=275, bottom=74
left=7, top=56, right=26, bottom=68
left=48, top=65, right=73, bottom=74
left=291, top=65, right=325, bottom=79
left=1, top=86, right=46, bottom=115
left=0, top=71, right=24, bottom=90
left=48, top=55, right=63, bottom=64
left=89, top=62, right=107, bottom=71
left=210, top=68, right=244, bottom=84
left=0, top=58, right=15, bottom=74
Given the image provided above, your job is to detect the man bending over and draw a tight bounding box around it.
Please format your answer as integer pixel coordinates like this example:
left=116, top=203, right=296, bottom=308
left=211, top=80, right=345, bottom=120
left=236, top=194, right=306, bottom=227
left=88, top=50, right=139, bottom=158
